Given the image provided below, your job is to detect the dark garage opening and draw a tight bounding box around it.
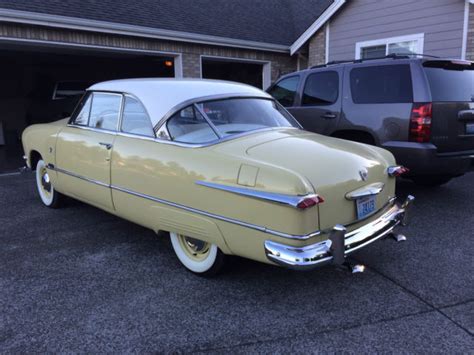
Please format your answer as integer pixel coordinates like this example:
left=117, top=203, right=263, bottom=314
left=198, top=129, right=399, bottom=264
left=201, top=58, right=263, bottom=89
left=0, top=44, right=175, bottom=173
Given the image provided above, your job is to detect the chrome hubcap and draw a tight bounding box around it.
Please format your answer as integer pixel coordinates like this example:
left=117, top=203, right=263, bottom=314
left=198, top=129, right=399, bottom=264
left=184, top=237, right=209, bottom=255
left=178, top=235, right=211, bottom=260
left=41, top=169, right=52, bottom=192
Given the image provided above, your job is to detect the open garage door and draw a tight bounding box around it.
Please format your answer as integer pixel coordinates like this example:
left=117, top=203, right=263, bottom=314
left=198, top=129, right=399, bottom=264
left=201, top=57, right=266, bottom=89
left=0, top=43, right=176, bottom=173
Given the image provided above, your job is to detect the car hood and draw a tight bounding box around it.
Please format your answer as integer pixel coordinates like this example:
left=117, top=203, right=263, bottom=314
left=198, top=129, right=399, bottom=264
left=243, top=130, right=396, bottom=229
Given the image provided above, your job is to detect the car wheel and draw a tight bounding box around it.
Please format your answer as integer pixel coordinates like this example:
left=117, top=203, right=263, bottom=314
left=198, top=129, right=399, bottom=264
left=411, top=175, right=453, bottom=187
left=170, top=232, right=225, bottom=276
left=35, top=159, right=63, bottom=208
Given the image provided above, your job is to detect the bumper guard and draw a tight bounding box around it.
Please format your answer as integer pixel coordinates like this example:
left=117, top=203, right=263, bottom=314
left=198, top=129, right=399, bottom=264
left=264, top=195, right=414, bottom=271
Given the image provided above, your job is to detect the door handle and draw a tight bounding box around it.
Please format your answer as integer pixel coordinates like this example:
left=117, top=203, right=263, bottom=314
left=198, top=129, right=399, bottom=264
left=321, top=112, right=337, bottom=119
left=99, top=142, right=113, bottom=150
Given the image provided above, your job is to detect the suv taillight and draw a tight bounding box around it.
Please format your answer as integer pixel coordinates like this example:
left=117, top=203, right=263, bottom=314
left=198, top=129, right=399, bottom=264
left=409, top=103, right=432, bottom=143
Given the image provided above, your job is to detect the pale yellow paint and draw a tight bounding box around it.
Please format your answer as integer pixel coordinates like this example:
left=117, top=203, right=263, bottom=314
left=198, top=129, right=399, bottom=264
left=22, top=119, right=398, bottom=265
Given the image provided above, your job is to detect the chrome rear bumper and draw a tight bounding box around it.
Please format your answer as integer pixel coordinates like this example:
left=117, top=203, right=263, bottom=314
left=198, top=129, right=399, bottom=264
left=264, top=195, right=414, bottom=271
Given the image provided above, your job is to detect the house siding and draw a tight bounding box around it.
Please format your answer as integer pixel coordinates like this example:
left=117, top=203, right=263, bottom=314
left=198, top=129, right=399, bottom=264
left=327, top=0, right=466, bottom=61
left=0, top=22, right=296, bottom=82
left=467, top=3, right=474, bottom=61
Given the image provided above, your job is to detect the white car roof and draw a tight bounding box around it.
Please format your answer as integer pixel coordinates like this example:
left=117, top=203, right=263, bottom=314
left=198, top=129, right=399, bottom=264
left=88, top=78, right=271, bottom=127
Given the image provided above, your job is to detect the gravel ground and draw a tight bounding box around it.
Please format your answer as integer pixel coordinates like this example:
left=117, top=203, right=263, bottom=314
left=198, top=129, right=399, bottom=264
left=0, top=172, right=473, bottom=353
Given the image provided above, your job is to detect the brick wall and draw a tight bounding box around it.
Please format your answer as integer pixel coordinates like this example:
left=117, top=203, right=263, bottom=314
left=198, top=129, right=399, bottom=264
left=0, top=22, right=297, bottom=83
left=467, top=4, right=474, bottom=61
left=307, top=26, right=326, bottom=67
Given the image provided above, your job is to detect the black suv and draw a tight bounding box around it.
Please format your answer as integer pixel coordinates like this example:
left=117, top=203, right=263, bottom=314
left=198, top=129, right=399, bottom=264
left=268, top=55, right=474, bottom=186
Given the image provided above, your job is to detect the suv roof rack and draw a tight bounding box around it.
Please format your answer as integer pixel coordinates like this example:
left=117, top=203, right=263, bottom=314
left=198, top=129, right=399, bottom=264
left=310, top=53, right=440, bottom=69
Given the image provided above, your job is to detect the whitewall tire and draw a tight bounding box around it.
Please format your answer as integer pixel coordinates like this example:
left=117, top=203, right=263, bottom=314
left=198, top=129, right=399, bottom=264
left=170, top=232, right=225, bottom=276
left=35, top=159, right=63, bottom=208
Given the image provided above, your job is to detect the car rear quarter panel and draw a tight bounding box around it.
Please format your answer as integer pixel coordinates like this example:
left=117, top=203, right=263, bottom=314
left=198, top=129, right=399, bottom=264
left=109, top=134, right=322, bottom=259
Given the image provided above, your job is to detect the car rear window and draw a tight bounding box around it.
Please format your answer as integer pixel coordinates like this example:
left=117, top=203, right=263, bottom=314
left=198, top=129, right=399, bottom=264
left=423, top=61, right=474, bottom=102
left=350, top=64, right=413, bottom=104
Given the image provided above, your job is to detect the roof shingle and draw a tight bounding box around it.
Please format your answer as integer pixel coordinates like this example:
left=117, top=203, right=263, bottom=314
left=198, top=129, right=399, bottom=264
left=0, top=0, right=334, bottom=46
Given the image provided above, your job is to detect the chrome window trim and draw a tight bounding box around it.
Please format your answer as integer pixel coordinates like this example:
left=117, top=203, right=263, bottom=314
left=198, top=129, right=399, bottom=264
left=196, top=180, right=320, bottom=209
left=66, top=124, right=117, bottom=136
left=66, top=121, right=295, bottom=147
left=193, top=103, right=223, bottom=139
left=153, top=94, right=302, bottom=148
left=68, top=91, right=92, bottom=126
left=68, top=91, right=124, bottom=133
left=46, top=164, right=321, bottom=240
left=119, top=94, right=156, bottom=138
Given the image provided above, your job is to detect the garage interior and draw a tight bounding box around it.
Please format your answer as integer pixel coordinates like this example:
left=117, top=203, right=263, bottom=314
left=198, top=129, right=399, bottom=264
left=0, top=43, right=175, bottom=173
left=201, top=58, right=263, bottom=89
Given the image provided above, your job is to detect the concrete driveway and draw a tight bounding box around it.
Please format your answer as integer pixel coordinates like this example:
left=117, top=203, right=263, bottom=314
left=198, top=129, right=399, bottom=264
left=0, top=173, right=473, bottom=352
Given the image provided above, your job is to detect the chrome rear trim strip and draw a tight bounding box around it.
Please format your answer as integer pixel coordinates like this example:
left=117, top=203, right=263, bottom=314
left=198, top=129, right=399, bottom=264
left=47, top=165, right=321, bottom=240
left=196, top=180, right=319, bottom=208
left=345, top=182, right=385, bottom=200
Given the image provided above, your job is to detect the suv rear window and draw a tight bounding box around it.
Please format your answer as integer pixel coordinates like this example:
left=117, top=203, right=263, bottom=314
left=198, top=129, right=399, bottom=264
left=350, top=64, right=413, bottom=104
left=423, top=61, right=474, bottom=102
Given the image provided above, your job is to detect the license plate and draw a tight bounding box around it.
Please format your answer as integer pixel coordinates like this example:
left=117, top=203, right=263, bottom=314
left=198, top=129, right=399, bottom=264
left=466, top=123, right=474, bottom=135
left=356, top=195, right=376, bottom=220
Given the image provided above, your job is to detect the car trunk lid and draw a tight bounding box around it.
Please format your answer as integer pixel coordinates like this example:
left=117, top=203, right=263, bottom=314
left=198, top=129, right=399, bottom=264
left=245, top=132, right=395, bottom=230
left=423, top=60, right=474, bottom=153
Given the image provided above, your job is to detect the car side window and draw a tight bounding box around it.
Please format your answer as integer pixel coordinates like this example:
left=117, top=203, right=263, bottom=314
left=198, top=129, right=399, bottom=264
left=302, top=71, right=339, bottom=106
left=350, top=64, right=413, bottom=104
left=88, top=93, right=122, bottom=131
left=268, top=76, right=300, bottom=107
left=121, top=96, right=155, bottom=137
left=166, top=106, right=219, bottom=144
left=72, top=94, right=92, bottom=126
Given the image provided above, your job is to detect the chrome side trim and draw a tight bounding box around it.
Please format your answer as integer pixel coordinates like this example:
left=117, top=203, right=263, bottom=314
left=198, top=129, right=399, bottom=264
left=345, top=182, right=385, bottom=200
left=48, top=165, right=110, bottom=188
left=196, top=180, right=319, bottom=208
left=111, top=184, right=321, bottom=240
left=47, top=165, right=321, bottom=240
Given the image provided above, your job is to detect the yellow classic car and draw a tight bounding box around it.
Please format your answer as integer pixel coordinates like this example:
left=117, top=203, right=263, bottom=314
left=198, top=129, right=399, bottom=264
left=22, top=79, right=414, bottom=276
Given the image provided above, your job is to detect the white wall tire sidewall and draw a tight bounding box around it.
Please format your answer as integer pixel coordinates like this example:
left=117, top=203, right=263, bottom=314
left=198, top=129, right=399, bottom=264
left=36, top=160, right=54, bottom=206
left=170, top=232, right=218, bottom=273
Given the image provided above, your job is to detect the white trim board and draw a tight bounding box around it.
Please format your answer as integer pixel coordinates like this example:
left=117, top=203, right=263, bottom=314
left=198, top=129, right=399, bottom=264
left=462, top=0, right=471, bottom=59
left=290, top=0, right=346, bottom=55
left=325, top=22, right=330, bottom=64
left=355, top=33, right=425, bottom=60
left=0, top=8, right=289, bottom=53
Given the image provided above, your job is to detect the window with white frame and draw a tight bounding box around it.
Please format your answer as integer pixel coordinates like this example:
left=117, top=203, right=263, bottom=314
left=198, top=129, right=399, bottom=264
left=355, top=34, right=424, bottom=60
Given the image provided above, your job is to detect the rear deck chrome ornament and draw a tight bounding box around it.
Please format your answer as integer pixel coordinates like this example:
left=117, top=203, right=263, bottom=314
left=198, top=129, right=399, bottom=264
left=359, top=169, right=368, bottom=181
